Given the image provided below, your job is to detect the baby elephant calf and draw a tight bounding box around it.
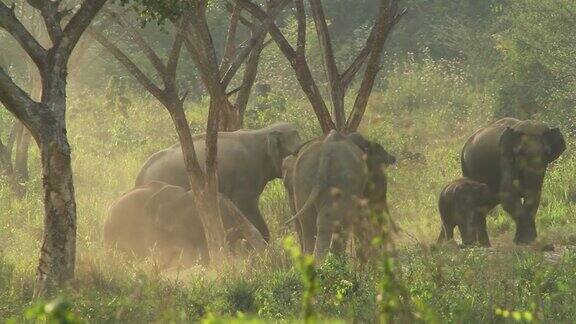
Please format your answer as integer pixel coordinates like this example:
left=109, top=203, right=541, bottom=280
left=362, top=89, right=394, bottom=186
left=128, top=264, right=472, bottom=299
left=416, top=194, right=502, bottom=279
left=438, top=178, right=496, bottom=247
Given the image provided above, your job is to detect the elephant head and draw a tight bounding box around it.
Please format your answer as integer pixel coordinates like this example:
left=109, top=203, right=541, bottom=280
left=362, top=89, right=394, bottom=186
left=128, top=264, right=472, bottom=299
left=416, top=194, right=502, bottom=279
left=147, top=186, right=193, bottom=233
left=499, top=122, right=565, bottom=243
left=266, top=123, right=303, bottom=177
left=500, top=124, right=565, bottom=179
left=146, top=185, right=268, bottom=258
left=346, top=132, right=396, bottom=169
left=145, top=185, right=207, bottom=265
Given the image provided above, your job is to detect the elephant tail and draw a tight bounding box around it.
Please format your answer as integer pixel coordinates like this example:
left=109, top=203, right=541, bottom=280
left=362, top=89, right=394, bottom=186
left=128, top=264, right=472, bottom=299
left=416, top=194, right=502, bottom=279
left=285, top=130, right=341, bottom=225
left=285, top=185, right=321, bottom=225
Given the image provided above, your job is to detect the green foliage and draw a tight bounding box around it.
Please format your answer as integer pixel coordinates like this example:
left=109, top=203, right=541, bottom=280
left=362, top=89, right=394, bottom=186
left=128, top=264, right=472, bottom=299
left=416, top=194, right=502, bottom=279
left=284, top=236, right=318, bottom=322
left=17, top=298, right=83, bottom=324
left=493, top=0, right=576, bottom=133
left=3, top=4, right=576, bottom=318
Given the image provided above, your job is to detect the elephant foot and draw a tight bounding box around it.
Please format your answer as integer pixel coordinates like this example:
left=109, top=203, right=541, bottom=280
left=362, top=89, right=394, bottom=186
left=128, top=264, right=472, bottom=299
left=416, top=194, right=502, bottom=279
left=479, top=241, right=491, bottom=248
left=513, top=219, right=537, bottom=245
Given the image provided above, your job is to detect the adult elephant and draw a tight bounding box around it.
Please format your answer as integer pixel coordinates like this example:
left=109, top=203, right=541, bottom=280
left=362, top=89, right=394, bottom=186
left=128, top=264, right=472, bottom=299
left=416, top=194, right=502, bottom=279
left=461, top=118, right=566, bottom=244
left=104, top=181, right=266, bottom=267
left=285, top=130, right=395, bottom=261
left=135, top=122, right=302, bottom=241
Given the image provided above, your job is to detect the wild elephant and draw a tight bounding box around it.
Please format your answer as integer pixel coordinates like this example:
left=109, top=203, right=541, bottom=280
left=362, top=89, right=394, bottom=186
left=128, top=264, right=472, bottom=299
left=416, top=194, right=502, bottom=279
left=438, top=178, right=496, bottom=247
left=135, top=122, right=302, bottom=242
left=461, top=118, right=566, bottom=244
left=104, top=181, right=266, bottom=267
left=284, top=130, right=396, bottom=261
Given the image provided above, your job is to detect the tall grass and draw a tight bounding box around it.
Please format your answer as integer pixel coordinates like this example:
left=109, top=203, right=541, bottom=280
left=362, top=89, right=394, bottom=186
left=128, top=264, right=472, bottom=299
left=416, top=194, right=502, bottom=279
left=1, top=58, right=576, bottom=322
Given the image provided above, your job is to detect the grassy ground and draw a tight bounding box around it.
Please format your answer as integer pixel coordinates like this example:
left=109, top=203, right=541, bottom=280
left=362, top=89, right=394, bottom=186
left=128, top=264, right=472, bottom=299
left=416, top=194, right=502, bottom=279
left=2, top=60, right=576, bottom=322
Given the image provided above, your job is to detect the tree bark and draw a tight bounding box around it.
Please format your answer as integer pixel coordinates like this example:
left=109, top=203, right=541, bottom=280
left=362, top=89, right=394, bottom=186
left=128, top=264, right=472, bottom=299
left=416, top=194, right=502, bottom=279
left=0, top=0, right=106, bottom=295
left=166, top=98, right=230, bottom=262
left=15, top=128, right=30, bottom=182
left=36, top=129, right=77, bottom=295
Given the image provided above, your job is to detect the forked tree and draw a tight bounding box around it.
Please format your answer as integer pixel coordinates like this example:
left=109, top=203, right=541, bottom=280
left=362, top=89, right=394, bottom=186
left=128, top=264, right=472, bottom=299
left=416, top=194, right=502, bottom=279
left=89, top=4, right=271, bottom=260
left=0, top=4, right=49, bottom=199
left=90, top=0, right=287, bottom=261
left=238, top=0, right=405, bottom=133
left=0, top=0, right=107, bottom=294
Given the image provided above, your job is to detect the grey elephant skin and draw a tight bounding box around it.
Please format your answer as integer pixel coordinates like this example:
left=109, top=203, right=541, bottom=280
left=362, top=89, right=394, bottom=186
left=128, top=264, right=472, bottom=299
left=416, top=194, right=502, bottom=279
left=284, top=130, right=395, bottom=261
left=104, top=181, right=266, bottom=267
left=135, top=122, right=302, bottom=241
left=438, top=178, right=496, bottom=247
left=461, top=118, right=566, bottom=244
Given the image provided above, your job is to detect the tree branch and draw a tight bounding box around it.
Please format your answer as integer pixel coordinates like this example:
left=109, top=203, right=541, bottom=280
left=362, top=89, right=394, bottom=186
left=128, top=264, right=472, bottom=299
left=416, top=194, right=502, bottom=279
left=0, top=65, right=42, bottom=133
left=346, top=0, right=405, bottom=131
left=341, top=27, right=377, bottom=89
left=234, top=29, right=266, bottom=115
left=59, top=0, right=107, bottom=60
left=0, top=2, right=47, bottom=68
left=88, top=28, right=166, bottom=104
left=237, top=0, right=297, bottom=61
left=26, top=0, right=66, bottom=45
left=166, top=24, right=185, bottom=90
left=239, top=0, right=334, bottom=133
left=225, top=1, right=253, bottom=29
left=221, top=0, right=291, bottom=87
left=295, top=0, right=306, bottom=57
left=188, top=2, right=220, bottom=78
left=183, top=19, right=222, bottom=98
left=219, top=2, right=241, bottom=77
left=309, top=0, right=340, bottom=85
left=105, top=8, right=168, bottom=76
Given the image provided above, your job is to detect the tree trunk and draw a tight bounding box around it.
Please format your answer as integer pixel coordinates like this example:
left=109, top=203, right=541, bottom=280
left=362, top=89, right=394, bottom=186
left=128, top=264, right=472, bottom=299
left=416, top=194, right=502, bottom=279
left=36, top=130, right=77, bottom=295
left=293, top=57, right=335, bottom=133
left=0, top=136, right=24, bottom=198
left=332, top=88, right=345, bottom=131
left=7, top=121, right=22, bottom=155
left=15, top=128, right=31, bottom=182
left=203, top=97, right=230, bottom=257
left=217, top=97, right=242, bottom=131
left=166, top=98, right=230, bottom=263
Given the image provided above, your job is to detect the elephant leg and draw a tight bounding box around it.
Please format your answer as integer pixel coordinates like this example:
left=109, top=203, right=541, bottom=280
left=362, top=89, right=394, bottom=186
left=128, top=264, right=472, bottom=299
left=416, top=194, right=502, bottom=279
left=500, top=194, right=531, bottom=244
left=314, top=206, right=340, bottom=261
left=437, top=223, right=454, bottom=243
left=475, top=215, right=491, bottom=247
left=295, top=217, right=304, bottom=253
left=231, top=194, right=271, bottom=242
left=299, top=209, right=317, bottom=255
left=514, top=214, right=537, bottom=245
left=515, top=189, right=542, bottom=244
left=330, top=222, right=347, bottom=257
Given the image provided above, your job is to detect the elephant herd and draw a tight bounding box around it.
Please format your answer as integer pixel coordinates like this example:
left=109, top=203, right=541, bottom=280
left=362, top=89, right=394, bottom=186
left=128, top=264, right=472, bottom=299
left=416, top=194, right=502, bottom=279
left=104, top=117, right=566, bottom=267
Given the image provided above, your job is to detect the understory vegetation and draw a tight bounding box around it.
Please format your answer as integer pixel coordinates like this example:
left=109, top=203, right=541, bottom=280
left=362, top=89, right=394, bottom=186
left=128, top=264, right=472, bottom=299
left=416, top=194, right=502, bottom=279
left=1, top=56, right=576, bottom=322
left=2, top=0, right=576, bottom=322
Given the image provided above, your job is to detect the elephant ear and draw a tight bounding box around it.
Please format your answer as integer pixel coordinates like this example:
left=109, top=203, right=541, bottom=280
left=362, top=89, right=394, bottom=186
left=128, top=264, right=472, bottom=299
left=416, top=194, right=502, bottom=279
left=266, top=131, right=282, bottom=175
left=499, top=127, right=523, bottom=159
left=543, top=127, right=566, bottom=163
left=346, top=132, right=370, bottom=151
left=145, top=185, right=187, bottom=226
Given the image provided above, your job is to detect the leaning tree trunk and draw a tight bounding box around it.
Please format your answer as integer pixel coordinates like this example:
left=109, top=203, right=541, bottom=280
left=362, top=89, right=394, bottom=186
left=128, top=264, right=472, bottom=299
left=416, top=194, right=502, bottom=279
left=165, top=97, right=230, bottom=263
left=36, top=125, right=77, bottom=295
